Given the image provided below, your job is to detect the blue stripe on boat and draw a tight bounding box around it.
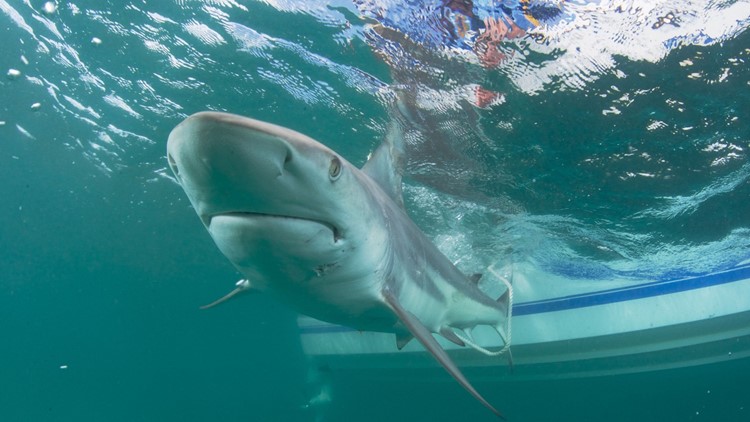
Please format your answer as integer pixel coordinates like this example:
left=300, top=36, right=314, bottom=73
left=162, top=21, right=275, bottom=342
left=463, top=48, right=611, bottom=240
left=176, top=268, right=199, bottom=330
left=514, top=263, right=750, bottom=315
left=299, top=263, right=750, bottom=334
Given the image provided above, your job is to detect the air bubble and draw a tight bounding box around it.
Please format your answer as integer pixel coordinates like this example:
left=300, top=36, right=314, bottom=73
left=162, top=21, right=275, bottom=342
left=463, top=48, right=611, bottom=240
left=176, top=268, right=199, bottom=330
left=43, top=2, right=57, bottom=15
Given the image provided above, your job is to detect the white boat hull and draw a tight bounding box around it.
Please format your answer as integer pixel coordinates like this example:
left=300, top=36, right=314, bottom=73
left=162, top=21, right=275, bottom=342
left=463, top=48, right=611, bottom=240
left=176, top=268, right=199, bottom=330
left=298, top=262, right=750, bottom=379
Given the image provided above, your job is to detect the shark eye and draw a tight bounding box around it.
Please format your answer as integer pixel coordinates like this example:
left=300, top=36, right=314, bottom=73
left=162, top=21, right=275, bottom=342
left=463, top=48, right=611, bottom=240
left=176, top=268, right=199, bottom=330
left=329, top=157, right=342, bottom=181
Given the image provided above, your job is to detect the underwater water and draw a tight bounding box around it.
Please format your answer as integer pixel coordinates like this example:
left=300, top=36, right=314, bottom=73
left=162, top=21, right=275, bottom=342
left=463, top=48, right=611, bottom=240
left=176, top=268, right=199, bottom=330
left=1, top=0, right=749, bottom=421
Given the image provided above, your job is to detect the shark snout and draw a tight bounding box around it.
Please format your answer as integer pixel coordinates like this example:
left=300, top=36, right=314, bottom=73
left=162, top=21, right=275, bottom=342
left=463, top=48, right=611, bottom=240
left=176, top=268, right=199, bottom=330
left=166, top=112, right=337, bottom=228
left=167, top=112, right=292, bottom=180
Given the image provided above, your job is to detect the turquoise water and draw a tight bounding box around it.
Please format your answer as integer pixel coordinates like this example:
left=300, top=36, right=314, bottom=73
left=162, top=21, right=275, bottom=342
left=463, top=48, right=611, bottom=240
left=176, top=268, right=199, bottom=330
left=2, top=1, right=749, bottom=420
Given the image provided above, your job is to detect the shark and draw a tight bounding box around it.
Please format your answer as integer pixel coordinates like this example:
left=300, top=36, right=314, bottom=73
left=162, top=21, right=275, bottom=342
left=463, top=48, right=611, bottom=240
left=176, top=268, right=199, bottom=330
left=166, top=111, right=511, bottom=418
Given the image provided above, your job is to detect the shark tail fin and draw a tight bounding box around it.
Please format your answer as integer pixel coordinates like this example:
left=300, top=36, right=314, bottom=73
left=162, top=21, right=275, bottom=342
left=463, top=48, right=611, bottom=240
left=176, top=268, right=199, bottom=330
left=199, top=279, right=255, bottom=310
left=384, top=291, right=505, bottom=420
left=449, top=263, right=514, bottom=369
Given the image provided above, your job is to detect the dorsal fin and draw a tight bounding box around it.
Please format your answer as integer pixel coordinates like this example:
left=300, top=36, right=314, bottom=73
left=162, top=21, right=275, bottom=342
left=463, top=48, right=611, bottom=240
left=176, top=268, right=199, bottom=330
left=362, top=122, right=406, bottom=209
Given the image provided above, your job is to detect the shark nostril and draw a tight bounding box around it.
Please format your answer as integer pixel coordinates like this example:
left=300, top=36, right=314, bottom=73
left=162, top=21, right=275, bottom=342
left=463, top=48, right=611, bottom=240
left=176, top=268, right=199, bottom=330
left=168, top=153, right=180, bottom=179
left=284, top=149, right=292, bottom=166
left=276, top=149, right=292, bottom=178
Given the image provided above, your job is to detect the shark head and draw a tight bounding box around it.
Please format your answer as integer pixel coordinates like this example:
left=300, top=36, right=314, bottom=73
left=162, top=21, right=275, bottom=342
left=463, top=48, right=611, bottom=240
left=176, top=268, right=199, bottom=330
left=167, top=112, right=390, bottom=313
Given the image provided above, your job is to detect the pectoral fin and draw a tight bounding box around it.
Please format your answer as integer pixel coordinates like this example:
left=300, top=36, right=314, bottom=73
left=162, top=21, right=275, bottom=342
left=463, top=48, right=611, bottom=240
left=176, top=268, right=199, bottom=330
left=383, top=291, right=505, bottom=419
left=200, top=279, right=255, bottom=310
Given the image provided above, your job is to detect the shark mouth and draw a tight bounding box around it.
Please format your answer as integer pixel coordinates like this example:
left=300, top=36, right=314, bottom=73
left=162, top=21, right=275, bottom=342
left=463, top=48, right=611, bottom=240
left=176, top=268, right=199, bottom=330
left=207, top=212, right=342, bottom=243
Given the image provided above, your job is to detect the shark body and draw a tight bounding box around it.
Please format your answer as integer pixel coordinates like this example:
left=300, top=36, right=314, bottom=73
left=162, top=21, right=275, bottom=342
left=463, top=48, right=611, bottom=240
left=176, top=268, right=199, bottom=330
left=167, top=111, right=510, bottom=418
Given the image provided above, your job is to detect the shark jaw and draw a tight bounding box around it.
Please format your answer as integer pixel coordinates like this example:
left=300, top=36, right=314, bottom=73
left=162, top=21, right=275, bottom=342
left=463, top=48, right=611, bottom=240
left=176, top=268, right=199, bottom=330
left=208, top=212, right=341, bottom=242
left=167, top=111, right=509, bottom=419
left=208, top=213, right=339, bottom=268
left=167, top=111, right=392, bottom=322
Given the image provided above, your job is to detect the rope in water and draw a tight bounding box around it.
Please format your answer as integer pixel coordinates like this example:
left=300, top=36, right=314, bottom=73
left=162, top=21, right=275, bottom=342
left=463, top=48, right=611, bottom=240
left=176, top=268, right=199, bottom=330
left=454, top=263, right=513, bottom=357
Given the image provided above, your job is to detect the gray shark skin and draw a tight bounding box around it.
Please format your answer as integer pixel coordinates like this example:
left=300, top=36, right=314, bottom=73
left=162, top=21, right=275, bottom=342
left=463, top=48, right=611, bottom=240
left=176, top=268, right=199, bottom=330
left=167, top=111, right=509, bottom=418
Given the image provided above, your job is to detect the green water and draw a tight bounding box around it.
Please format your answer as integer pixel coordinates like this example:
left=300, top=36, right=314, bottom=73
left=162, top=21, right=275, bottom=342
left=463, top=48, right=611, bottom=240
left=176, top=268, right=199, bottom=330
left=2, top=1, right=749, bottom=421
